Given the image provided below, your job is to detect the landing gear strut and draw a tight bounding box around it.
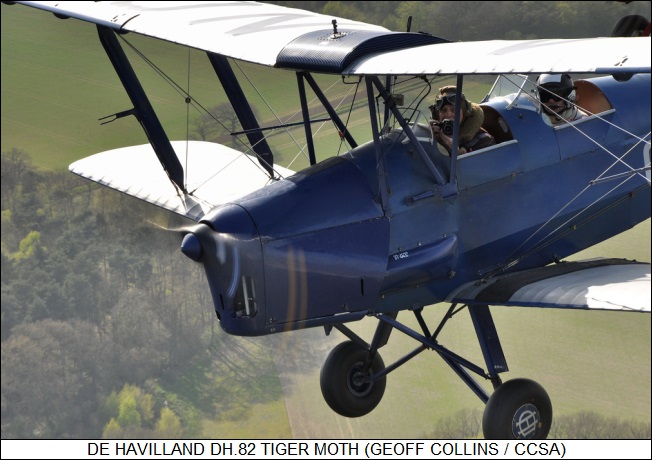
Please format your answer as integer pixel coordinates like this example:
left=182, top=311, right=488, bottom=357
left=319, top=304, right=553, bottom=439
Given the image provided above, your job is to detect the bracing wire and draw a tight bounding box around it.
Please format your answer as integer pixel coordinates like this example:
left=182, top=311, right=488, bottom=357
left=483, top=75, right=651, bottom=277
left=115, top=35, right=279, bottom=193
left=185, top=48, right=190, bottom=188
left=232, top=60, right=366, bottom=170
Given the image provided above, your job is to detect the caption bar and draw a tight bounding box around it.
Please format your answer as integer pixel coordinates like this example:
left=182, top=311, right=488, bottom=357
left=4, top=439, right=652, bottom=459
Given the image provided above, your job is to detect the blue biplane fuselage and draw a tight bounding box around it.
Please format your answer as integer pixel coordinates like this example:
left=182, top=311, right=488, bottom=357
left=196, top=73, right=651, bottom=336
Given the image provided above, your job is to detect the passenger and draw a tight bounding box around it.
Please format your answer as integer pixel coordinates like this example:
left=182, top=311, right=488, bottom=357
left=429, top=86, right=495, bottom=155
left=611, top=14, right=651, bottom=37
left=537, top=73, right=588, bottom=125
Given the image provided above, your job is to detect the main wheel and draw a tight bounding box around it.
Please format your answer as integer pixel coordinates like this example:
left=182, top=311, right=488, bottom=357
left=320, top=340, right=386, bottom=417
left=482, top=378, right=552, bottom=439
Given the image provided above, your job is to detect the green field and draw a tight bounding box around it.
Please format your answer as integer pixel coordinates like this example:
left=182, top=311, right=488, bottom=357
left=2, top=6, right=374, bottom=171
left=2, top=4, right=650, bottom=439
left=1, top=6, right=479, bottom=171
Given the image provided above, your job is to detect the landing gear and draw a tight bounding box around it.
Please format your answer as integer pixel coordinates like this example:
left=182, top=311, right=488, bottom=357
left=320, top=340, right=386, bottom=417
left=482, top=378, right=552, bottom=439
left=319, top=305, right=554, bottom=440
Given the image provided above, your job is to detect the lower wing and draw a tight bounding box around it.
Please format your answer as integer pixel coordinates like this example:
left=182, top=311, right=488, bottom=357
left=447, top=258, right=650, bottom=312
left=69, top=141, right=294, bottom=221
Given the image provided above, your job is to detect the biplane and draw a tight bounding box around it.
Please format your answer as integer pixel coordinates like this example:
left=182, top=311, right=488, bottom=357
left=5, top=1, right=651, bottom=439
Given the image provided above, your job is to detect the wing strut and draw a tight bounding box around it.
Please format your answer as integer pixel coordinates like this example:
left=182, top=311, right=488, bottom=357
left=365, top=77, right=391, bottom=214
left=207, top=54, right=275, bottom=178
left=296, top=72, right=317, bottom=166
left=368, top=76, right=458, bottom=198
left=297, top=71, right=362, bottom=166
left=301, top=73, right=358, bottom=149
left=96, top=26, right=185, bottom=192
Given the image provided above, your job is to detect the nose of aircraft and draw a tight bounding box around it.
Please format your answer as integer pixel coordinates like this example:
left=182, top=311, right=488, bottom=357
left=179, top=204, right=266, bottom=335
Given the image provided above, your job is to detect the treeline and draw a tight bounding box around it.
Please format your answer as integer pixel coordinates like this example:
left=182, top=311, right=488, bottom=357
left=268, top=1, right=650, bottom=39
left=1, top=148, right=280, bottom=438
left=426, top=409, right=651, bottom=439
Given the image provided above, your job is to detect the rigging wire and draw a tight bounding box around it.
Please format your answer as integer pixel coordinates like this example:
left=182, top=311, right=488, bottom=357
left=372, top=76, right=436, bottom=169
left=120, top=34, right=367, bottom=191
left=534, top=81, right=650, bottom=183
left=116, top=34, right=278, bottom=191
left=500, top=173, right=644, bottom=275
left=484, top=74, right=651, bottom=277
left=108, top=37, right=649, bottom=253
left=303, top=76, right=363, bottom=159
left=232, top=60, right=308, bottom=167
left=232, top=60, right=365, bottom=170
left=185, top=48, right=190, bottom=188
left=335, top=77, right=361, bottom=156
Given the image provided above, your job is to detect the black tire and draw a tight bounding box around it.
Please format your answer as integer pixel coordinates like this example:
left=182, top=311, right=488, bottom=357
left=320, top=341, right=386, bottom=417
left=482, top=378, right=552, bottom=440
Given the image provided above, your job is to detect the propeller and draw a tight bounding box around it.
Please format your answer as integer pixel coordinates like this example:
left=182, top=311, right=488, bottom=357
left=146, top=219, right=203, bottom=261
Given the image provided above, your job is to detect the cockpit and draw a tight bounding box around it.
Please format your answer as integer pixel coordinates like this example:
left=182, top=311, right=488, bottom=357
left=390, top=73, right=617, bottom=191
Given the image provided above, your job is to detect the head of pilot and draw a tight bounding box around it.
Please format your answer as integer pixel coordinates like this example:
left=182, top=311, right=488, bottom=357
left=537, top=73, right=576, bottom=114
left=431, top=86, right=472, bottom=122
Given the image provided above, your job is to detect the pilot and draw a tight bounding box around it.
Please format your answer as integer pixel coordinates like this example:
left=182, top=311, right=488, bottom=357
left=537, top=73, right=588, bottom=125
left=429, top=86, right=495, bottom=155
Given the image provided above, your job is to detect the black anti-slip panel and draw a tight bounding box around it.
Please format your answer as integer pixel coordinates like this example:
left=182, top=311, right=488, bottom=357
left=276, top=29, right=446, bottom=73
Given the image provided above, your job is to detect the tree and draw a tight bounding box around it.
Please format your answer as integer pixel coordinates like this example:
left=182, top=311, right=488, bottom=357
left=275, top=1, right=652, bottom=41
left=549, top=411, right=652, bottom=439
left=100, top=384, right=168, bottom=438
left=107, top=291, right=170, bottom=382
left=102, top=418, right=122, bottom=439
left=117, top=394, right=142, bottom=428
left=1, top=148, right=32, bottom=212
left=192, top=102, right=253, bottom=149
left=12, top=230, right=43, bottom=261
left=155, top=407, right=183, bottom=438
left=3, top=0, right=651, bottom=440
left=1, top=320, right=108, bottom=438
left=40, top=171, right=85, bottom=220
left=424, top=408, right=482, bottom=439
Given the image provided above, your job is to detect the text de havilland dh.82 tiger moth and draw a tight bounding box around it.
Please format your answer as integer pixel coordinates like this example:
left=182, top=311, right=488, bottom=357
left=6, top=1, right=651, bottom=439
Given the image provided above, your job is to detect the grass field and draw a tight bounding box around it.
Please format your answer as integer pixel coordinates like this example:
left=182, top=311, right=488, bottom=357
left=1, top=6, right=482, bottom=171
left=1, top=6, right=372, bottom=170
left=2, top=4, right=650, bottom=439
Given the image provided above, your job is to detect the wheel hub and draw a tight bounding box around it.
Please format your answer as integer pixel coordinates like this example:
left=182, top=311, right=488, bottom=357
left=347, top=362, right=373, bottom=397
left=512, top=403, right=540, bottom=439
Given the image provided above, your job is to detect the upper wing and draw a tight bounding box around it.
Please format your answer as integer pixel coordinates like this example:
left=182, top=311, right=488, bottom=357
left=447, top=258, right=651, bottom=312
left=16, top=0, right=389, bottom=66
left=16, top=2, right=650, bottom=75
left=343, top=37, right=652, bottom=76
